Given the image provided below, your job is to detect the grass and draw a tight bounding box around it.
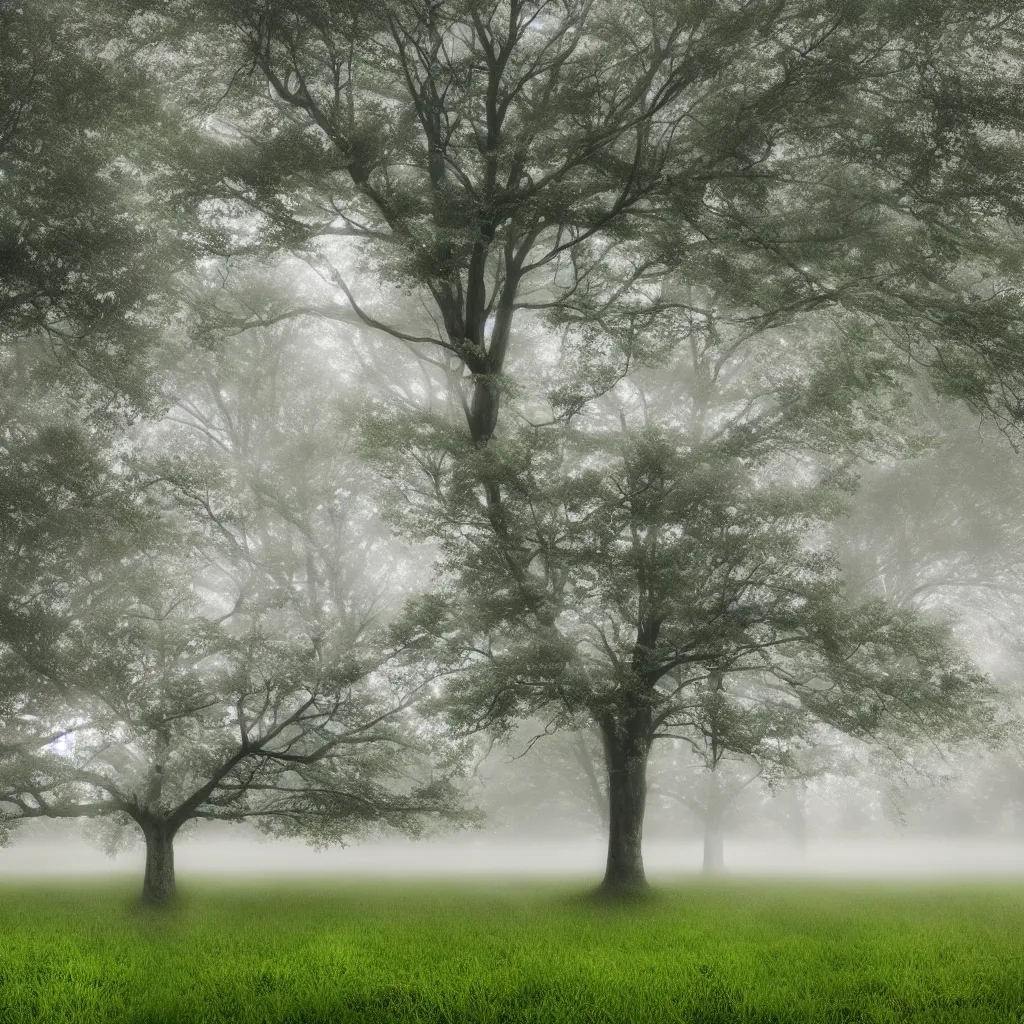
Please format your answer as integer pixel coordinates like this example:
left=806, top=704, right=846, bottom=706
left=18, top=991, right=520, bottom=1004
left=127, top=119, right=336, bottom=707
left=1, top=877, right=1024, bottom=1023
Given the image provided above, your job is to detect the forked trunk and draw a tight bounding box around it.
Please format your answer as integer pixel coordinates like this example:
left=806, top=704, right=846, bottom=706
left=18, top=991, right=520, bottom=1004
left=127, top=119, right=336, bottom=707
left=141, top=822, right=177, bottom=907
left=599, top=717, right=652, bottom=894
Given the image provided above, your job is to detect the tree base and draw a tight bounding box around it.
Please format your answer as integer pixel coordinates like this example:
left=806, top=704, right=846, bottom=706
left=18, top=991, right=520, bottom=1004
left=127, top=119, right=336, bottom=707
left=136, top=889, right=179, bottom=912
left=592, top=877, right=655, bottom=903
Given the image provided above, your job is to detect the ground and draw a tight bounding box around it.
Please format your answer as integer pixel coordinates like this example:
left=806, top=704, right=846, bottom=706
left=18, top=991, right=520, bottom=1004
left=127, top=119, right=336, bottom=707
left=1, top=878, right=1022, bottom=1022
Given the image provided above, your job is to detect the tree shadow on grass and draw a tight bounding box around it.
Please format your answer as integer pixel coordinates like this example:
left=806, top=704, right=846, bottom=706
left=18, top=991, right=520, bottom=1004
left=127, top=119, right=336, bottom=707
left=558, top=881, right=666, bottom=912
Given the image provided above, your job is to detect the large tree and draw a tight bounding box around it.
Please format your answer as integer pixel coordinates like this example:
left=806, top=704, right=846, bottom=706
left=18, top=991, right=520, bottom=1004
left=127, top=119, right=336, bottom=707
left=373, top=301, right=996, bottom=892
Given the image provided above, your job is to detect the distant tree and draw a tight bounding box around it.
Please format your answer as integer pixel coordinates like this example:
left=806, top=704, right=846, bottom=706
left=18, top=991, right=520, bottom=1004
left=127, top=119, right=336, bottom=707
left=652, top=748, right=767, bottom=873
left=649, top=667, right=828, bottom=873
left=0, top=328, right=472, bottom=906
left=837, top=415, right=1024, bottom=615
left=835, top=419, right=1024, bottom=836
left=474, top=722, right=609, bottom=834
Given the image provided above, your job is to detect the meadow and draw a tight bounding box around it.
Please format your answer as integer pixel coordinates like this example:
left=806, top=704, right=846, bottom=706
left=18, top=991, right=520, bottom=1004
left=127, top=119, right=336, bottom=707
left=1, top=878, right=1023, bottom=1023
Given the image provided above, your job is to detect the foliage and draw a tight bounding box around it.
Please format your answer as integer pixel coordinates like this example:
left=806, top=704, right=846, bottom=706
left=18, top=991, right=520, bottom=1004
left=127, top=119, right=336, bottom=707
left=0, top=0, right=194, bottom=809
left=0, top=350, right=158, bottom=808
left=832, top=415, right=1024, bottom=831
left=837, top=412, right=1024, bottom=613
left=0, top=0, right=185, bottom=410
left=376, top=310, right=994, bottom=757
left=128, top=0, right=1024, bottom=432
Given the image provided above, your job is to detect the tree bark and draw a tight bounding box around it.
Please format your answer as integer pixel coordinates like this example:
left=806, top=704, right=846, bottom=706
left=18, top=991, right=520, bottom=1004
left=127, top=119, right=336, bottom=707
left=599, top=716, right=651, bottom=894
left=141, top=821, right=177, bottom=907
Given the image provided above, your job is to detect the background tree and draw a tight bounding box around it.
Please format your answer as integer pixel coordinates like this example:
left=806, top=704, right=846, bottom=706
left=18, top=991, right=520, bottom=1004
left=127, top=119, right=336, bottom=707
left=474, top=722, right=610, bottom=834
left=834, top=416, right=1024, bottom=841
left=649, top=669, right=830, bottom=874
left=838, top=413, right=1024, bottom=615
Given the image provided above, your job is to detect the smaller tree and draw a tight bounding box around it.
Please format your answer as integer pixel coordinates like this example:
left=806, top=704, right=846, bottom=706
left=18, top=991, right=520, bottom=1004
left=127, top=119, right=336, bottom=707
left=650, top=667, right=825, bottom=873
left=0, top=572, right=464, bottom=906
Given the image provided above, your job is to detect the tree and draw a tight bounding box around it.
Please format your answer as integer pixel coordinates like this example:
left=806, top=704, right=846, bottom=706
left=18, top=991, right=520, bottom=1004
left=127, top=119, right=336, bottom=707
left=834, top=416, right=1024, bottom=837
left=0, top=326, right=471, bottom=906
left=837, top=412, right=1024, bottom=614
left=374, top=299, right=996, bottom=893
left=650, top=668, right=827, bottom=873
left=122, top=0, right=1020, bottom=891
left=133, top=0, right=1024, bottom=433
left=474, top=721, right=610, bottom=834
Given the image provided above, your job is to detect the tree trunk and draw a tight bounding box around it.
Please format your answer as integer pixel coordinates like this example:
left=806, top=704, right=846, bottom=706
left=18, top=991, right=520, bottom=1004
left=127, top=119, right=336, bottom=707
left=141, top=822, right=177, bottom=907
left=469, top=374, right=501, bottom=444
left=702, top=819, right=725, bottom=873
left=599, top=717, right=651, bottom=894
left=789, top=783, right=808, bottom=852
left=702, top=768, right=725, bottom=874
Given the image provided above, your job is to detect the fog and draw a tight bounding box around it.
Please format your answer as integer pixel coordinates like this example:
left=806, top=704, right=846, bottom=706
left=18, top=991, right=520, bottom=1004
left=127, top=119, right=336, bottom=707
left=8, top=824, right=1024, bottom=882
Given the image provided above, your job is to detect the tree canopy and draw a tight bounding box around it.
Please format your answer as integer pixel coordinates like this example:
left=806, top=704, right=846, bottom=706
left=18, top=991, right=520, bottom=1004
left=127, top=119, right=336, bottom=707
left=131, top=0, right=1024, bottom=432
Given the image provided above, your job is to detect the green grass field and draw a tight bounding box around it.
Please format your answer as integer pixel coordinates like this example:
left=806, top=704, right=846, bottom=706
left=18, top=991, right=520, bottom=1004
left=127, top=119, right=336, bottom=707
left=1, top=878, right=1023, bottom=1023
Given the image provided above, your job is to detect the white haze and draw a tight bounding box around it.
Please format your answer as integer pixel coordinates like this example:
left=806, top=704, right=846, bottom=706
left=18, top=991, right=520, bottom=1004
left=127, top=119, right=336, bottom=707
left=5, top=823, right=1024, bottom=881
